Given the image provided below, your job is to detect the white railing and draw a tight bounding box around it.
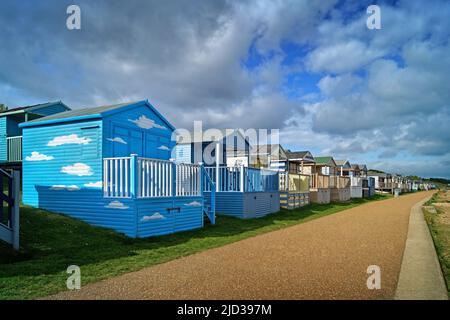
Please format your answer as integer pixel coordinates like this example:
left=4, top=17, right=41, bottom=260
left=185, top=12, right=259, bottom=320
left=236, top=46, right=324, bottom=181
left=104, top=156, right=201, bottom=198
left=204, top=166, right=241, bottom=192
left=6, top=136, right=22, bottom=162
left=103, top=157, right=131, bottom=198
left=138, top=158, right=172, bottom=198
left=204, top=166, right=279, bottom=192
left=175, top=162, right=201, bottom=197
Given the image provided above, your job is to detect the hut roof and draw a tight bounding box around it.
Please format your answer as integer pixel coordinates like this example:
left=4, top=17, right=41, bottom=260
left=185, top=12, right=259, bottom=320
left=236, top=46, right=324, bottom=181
left=0, top=101, right=70, bottom=117
left=20, top=100, right=175, bottom=130
left=314, top=156, right=337, bottom=167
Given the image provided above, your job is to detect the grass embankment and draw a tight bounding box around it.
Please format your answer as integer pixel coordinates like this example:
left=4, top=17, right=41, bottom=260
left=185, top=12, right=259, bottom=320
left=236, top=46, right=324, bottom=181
left=423, top=189, right=450, bottom=295
left=0, top=195, right=388, bottom=299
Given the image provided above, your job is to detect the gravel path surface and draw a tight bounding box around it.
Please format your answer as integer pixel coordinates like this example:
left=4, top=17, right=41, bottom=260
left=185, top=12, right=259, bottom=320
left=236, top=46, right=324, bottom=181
left=49, top=191, right=434, bottom=300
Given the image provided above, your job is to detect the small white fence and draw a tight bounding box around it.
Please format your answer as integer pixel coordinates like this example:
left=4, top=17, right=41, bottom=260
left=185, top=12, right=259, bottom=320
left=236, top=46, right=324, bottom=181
left=203, top=166, right=279, bottom=192
left=174, top=163, right=201, bottom=197
left=103, top=157, right=131, bottom=198
left=103, top=156, right=201, bottom=198
left=138, top=158, right=172, bottom=197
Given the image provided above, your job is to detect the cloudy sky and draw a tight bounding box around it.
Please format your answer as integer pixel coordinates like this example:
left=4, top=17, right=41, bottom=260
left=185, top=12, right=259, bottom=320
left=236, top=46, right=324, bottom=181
left=0, top=0, right=449, bottom=178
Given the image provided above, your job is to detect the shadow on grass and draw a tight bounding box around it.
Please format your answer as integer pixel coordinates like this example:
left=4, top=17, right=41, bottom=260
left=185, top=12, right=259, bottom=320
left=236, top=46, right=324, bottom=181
left=0, top=194, right=387, bottom=299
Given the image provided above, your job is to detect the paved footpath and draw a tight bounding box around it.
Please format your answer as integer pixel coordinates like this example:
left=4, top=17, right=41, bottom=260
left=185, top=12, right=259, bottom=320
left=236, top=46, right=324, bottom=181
left=50, top=191, right=435, bottom=300
left=395, top=197, right=448, bottom=300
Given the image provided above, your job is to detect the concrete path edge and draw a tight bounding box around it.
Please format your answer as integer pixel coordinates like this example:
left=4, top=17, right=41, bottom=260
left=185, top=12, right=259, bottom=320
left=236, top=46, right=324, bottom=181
left=395, top=195, right=448, bottom=300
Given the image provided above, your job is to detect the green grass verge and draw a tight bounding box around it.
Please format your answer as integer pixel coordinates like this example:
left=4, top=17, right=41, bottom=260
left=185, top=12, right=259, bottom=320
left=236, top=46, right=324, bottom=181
left=0, top=194, right=387, bottom=300
left=423, top=199, right=450, bottom=296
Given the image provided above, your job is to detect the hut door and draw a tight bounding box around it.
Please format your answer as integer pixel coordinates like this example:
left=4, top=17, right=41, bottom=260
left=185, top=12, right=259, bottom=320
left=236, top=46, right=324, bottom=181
left=129, top=130, right=143, bottom=156
left=112, top=126, right=130, bottom=157
left=111, top=125, right=143, bottom=157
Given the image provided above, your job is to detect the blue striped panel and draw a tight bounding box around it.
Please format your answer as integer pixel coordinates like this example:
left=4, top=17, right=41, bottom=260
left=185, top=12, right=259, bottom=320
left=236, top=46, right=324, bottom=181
left=135, top=196, right=203, bottom=237
left=22, top=119, right=103, bottom=207
left=36, top=188, right=136, bottom=236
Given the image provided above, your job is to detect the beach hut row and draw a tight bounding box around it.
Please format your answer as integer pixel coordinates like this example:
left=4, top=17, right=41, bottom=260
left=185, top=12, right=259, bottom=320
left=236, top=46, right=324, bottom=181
left=0, top=100, right=434, bottom=238
left=251, top=147, right=375, bottom=208
left=366, top=171, right=434, bottom=194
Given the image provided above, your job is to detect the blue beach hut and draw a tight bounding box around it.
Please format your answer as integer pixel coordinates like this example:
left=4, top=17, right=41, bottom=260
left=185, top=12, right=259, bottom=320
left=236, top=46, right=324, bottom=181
left=20, top=100, right=214, bottom=237
left=176, top=130, right=280, bottom=219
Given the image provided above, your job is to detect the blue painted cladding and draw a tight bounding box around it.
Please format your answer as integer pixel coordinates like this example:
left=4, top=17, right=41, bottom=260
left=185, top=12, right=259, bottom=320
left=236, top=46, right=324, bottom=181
left=103, top=103, right=175, bottom=159
left=247, top=192, right=280, bottom=218
left=173, top=197, right=204, bottom=232
left=136, top=196, right=203, bottom=237
left=36, top=188, right=136, bottom=236
left=204, top=191, right=280, bottom=219
left=22, top=119, right=103, bottom=207
left=22, top=118, right=140, bottom=237
left=0, top=117, right=6, bottom=161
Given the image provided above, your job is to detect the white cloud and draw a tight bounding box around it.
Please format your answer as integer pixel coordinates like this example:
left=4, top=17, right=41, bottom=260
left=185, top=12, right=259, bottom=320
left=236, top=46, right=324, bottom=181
left=128, top=115, right=167, bottom=130
left=158, top=145, right=170, bottom=150
left=50, top=185, right=80, bottom=191
left=25, top=151, right=54, bottom=161
left=140, top=212, right=166, bottom=221
left=317, top=74, right=362, bottom=97
left=306, top=40, right=384, bottom=74
left=61, top=163, right=94, bottom=176
left=47, top=134, right=91, bottom=147
left=105, top=200, right=129, bottom=210
left=84, top=181, right=103, bottom=188
left=107, top=137, right=127, bottom=144
left=184, top=201, right=202, bottom=207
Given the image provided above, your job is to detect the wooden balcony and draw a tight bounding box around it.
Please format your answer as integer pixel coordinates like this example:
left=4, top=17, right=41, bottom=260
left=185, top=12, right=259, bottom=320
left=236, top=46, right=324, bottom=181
left=329, top=175, right=350, bottom=189
left=279, top=173, right=310, bottom=193
left=310, top=173, right=330, bottom=189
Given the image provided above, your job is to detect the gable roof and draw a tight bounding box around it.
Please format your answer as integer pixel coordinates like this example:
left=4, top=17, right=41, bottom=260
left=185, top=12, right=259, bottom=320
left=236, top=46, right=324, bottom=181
left=335, top=159, right=351, bottom=168
left=358, top=164, right=368, bottom=171
left=367, top=170, right=390, bottom=177
left=0, top=101, right=70, bottom=117
left=314, top=156, right=337, bottom=167
left=351, top=164, right=360, bottom=170
left=285, top=150, right=315, bottom=163
left=252, top=144, right=286, bottom=156
left=20, top=100, right=175, bottom=130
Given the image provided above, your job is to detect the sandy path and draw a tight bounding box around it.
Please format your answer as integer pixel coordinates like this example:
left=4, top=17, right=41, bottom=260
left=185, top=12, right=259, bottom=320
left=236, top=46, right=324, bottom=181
left=49, top=191, right=434, bottom=300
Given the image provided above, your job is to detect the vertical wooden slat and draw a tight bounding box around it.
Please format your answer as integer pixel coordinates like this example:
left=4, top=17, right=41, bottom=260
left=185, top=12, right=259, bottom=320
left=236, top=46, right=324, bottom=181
left=169, top=161, right=172, bottom=196
left=103, top=159, right=108, bottom=197
left=119, top=159, right=123, bottom=197
left=143, top=159, right=145, bottom=197
left=167, top=163, right=170, bottom=196
left=137, top=159, right=141, bottom=198
left=163, top=162, right=166, bottom=196
left=125, top=158, right=128, bottom=197
left=151, top=161, right=154, bottom=197
left=109, top=159, right=113, bottom=196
